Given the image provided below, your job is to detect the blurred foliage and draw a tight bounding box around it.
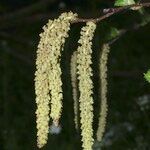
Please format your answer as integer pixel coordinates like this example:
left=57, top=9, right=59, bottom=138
left=114, top=0, right=135, bottom=6
left=0, top=0, right=150, bottom=150
left=144, top=70, right=150, bottom=83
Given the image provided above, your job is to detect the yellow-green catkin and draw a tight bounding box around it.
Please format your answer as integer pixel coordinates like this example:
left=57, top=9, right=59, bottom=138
left=70, top=51, right=78, bottom=130
left=35, top=19, right=53, bottom=148
left=96, top=44, right=110, bottom=142
left=48, top=12, right=77, bottom=126
left=77, top=21, right=96, bottom=150
left=35, top=12, right=77, bottom=148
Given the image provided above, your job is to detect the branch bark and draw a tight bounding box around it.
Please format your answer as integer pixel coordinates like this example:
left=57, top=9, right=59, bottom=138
left=72, top=2, right=150, bottom=23
left=0, top=2, right=149, bottom=29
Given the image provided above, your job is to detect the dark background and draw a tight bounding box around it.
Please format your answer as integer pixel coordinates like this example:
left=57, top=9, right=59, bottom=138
left=0, top=0, right=150, bottom=150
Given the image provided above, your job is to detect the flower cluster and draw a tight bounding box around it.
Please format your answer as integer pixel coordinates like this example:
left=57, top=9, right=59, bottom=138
left=77, top=21, right=96, bottom=150
left=35, top=12, right=109, bottom=150
left=96, top=44, right=110, bottom=142
left=35, top=12, right=77, bottom=148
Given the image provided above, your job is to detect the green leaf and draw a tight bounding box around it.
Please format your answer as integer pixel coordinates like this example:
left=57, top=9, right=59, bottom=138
left=115, top=0, right=135, bottom=6
left=144, top=70, right=150, bottom=83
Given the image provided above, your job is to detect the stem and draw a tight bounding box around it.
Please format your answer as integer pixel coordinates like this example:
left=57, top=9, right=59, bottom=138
left=72, top=2, right=150, bottom=23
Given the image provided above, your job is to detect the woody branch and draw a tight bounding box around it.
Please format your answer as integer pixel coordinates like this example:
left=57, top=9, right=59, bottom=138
left=72, top=2, right=150, bottom=23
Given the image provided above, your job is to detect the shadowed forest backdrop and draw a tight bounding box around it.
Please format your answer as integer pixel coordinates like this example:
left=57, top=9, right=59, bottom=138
left=0, top=0, right=150, bottom=150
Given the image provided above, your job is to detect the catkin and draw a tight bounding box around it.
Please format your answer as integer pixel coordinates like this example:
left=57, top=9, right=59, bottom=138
left=35, top=12, right=77, bottom=148
left=35, top=19, right=53, bottom=148
left=96, top=44, right=110, bottom=142
left=48, top=12, right=77, bottom=126
left=70, top=51, right=78, bottom=130
left=77, top=21, right=96, bottom=150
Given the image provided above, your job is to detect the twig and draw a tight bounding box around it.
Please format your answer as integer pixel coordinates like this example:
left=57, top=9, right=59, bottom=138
left=1, top=42, right=33, bottom=66
left=108, top=21, right=150, bottom=45
left=0, top=0, right=56, bottom=20
left=0, top=32, right=34, bottom=47
left=0, top=0, right=57, bottom=29
left=72, top=2, right=150, bottom=23
left=0, top=2, right=149, bottom=29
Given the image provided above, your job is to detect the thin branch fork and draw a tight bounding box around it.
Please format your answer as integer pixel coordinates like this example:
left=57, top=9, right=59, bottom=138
left=72, top=2, right=150, bottom=23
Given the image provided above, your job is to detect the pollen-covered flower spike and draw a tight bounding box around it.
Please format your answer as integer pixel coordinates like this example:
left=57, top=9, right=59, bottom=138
left=77, top=21, right=96, bottom=150
left=35, top=12, right=77, bottom=148
left=48, top=12, right=77, bottom=126
left=70, top=51, right=79, bottom=130
left=96, top=44, right=110, bottom=142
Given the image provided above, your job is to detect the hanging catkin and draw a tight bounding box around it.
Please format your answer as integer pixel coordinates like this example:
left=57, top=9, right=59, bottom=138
left=35, top=12, right=77, bottom=148
left=48, top=12, right=77, bottom=126
left=70, top=51, right=79, bottom=130
left=77, top=21, right=96, bottom=150
left=96, top=44, right=110, bottom=142
left=35, top=19, right=53, bottom=148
